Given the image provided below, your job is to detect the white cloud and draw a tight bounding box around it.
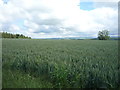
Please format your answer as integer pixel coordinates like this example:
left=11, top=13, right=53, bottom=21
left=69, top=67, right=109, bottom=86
left=81, top=0, right=119, bottom=2
left=0, top=0, right=118, bottom=38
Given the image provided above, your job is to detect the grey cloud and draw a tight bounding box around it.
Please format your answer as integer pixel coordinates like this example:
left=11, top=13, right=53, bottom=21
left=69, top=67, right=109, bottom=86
left=32, top=25, right=62, bottom=34
left=30, top=16, right=63, bottom=26
left=26, top=6, right=52, bottom=14
left=38, top=18, right=62, bottom=25
left=94, top=2, right=118, bottom=9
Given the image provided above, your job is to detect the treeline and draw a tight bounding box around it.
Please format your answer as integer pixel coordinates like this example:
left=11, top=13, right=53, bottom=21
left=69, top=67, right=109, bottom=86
left=0, top=32, right=31, bottom=39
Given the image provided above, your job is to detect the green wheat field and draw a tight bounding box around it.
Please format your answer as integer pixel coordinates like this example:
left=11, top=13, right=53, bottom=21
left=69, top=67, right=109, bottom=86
left=2, top=39, right=120, bottom=88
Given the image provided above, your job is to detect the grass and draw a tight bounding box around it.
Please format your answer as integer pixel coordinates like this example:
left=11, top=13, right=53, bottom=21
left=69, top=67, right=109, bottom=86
left=3, top=69, right=53, bottom=88
left=2, top=39, right=119, bottom=88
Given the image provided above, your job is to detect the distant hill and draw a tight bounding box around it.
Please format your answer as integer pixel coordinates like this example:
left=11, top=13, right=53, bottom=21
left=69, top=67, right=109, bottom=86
left=50, top=37, right=120, bottom=40
left=110, top=37, right=120, bottom=40
left=91, top=37, right=120, bottom=40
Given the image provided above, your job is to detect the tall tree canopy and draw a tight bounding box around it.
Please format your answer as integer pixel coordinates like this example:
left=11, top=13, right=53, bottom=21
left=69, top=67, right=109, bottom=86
left=98, top=30, right=110, bottom=40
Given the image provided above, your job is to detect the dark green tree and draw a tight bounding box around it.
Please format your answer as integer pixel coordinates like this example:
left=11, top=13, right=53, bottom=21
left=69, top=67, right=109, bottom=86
left=98, top=30, right=110, bottom=40
left=20, top=34, right=24, bottom=38
left=1, top=32, right=31, bottom=39
left=16, top=34, right=20, bottom=38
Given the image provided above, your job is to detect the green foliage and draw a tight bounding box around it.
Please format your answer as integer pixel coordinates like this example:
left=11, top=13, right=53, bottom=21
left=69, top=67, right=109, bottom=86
left=2, top=39, right=119, bottom=88
left=98, top=30, right=110, bottom=40
left=0, top=32, right=31, bottom=39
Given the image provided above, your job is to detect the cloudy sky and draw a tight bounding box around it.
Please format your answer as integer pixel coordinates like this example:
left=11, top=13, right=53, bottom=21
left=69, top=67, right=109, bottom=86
left=0, top=0, right=119, bottom=38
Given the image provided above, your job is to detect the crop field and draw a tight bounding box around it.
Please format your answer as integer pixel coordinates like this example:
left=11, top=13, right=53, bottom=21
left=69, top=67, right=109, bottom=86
left=2, top=39, right=120, bottom=88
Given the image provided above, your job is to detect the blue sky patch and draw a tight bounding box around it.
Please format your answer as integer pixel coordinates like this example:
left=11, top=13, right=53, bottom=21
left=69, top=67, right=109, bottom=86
left=14, top=19, right=24, bottom=27
left=2, top=0, right=9, bottom=4
left=80, top=2, right=95, bottom=11
left=13, top=19, right=25, bottom=30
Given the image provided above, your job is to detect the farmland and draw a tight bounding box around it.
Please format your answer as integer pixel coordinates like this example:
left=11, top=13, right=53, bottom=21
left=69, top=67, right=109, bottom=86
left=2, top=39, right=119, bottom=88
